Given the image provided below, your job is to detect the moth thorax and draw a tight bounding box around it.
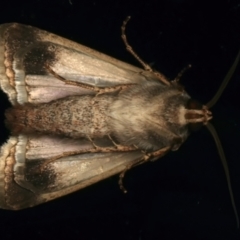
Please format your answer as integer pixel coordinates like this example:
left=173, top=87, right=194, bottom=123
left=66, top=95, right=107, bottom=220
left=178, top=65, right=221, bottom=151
left=185, top=99, right=212, bottom=131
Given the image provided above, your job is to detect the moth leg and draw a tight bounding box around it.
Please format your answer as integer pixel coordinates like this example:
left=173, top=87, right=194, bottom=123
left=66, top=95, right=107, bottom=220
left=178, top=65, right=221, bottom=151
left=172, top=64, right=192, bottom=83
left=118, top=159, right=145, bottom=193
left=121, top=16, right=170, bottom=86
left=45, top=66, right=134, bottom=94
left=118, top=146, right=171, bottom=193
left=86, top=135, right=133, bottom=152
left=144, top=146, right=171, bottom=161
left=107, top=134, right=134, bottom=151
left=170, top=65, right=192, bottom=92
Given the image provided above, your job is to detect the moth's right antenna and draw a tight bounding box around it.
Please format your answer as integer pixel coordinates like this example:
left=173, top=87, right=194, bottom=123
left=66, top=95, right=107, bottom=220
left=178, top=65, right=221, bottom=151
left=206, top=50, right=240, bottom=228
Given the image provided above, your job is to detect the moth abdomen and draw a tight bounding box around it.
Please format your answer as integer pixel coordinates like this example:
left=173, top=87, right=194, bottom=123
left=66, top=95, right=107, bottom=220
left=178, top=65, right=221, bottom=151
left=5, top=94, right=113, bottom=138
left=5, top=106, right=28, bottom=134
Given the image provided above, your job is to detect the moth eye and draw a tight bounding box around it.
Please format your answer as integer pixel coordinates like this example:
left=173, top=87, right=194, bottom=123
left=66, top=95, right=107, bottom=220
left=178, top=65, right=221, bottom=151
left=186, top=99, right=203, bottom=132
left=187, top=99, right=202, bottom=110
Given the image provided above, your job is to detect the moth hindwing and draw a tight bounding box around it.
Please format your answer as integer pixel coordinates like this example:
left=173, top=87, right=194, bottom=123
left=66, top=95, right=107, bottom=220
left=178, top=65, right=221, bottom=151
left=0, top=21, right=237, bottom=226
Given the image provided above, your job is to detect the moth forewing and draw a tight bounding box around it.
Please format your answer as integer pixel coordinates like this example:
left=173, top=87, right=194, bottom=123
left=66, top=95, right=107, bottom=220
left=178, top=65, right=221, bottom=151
left=0, top=23, right=161, bottom=105
left=0, top=134, right=144, bottom=209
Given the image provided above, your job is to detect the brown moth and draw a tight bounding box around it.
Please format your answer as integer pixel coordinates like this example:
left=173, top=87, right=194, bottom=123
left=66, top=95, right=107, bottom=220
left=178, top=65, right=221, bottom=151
left=0, top=18, right=239, bottom=225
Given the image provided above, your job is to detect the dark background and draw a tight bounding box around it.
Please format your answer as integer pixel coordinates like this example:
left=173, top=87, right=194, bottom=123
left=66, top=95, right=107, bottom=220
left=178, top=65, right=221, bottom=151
left=0, top=0, right=240, bottom=239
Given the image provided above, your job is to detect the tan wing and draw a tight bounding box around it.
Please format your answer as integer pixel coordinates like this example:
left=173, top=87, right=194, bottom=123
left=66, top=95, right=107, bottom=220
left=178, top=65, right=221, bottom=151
left=0, top=23, right=160, bottom=209
left=0, top=23, right=161, bottom=105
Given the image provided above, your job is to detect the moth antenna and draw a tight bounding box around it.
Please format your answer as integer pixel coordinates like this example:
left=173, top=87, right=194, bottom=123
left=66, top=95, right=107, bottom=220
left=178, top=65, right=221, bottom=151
left=206, top=123, right=239, bottom=228
left=203, top=51, right=240, bottom=227
left=207, top=50, right=240, bottom=108
left=184, top=50, right=240, bottom=226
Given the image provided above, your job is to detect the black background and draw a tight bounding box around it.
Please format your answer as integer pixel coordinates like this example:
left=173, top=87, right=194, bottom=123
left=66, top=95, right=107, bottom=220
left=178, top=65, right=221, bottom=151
left=0, top=0, right=240, bottom=239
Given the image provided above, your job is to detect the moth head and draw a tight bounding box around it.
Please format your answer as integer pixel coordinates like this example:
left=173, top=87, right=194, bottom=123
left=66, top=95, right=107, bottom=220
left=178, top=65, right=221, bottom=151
left=186, top=99, right=212, bottom=132
left=172, top=64, right=213, bottom=131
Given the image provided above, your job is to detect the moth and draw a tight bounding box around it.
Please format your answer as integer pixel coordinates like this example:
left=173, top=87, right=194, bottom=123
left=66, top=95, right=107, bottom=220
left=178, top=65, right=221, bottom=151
left=0, top=18, right=239, bottom=225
